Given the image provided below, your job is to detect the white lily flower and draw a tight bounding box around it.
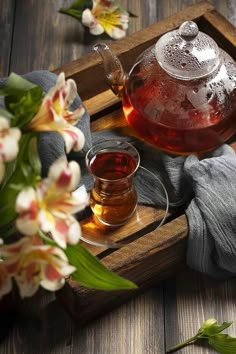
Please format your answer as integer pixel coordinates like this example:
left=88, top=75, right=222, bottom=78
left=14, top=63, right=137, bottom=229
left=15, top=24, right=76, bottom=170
left=0, top=236, right=76, bottom=298
left=82, top=0, right=130, bottom=39
left=27, top=72, right=85, bottom=154
left=15, top=157, right=89, bottom=249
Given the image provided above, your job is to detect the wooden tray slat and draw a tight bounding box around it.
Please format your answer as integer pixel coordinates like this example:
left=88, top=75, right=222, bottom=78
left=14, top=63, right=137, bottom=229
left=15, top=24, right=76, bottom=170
left=203, top=10, right=236, bottom=48
left=84, top=90, right=120, bottom=116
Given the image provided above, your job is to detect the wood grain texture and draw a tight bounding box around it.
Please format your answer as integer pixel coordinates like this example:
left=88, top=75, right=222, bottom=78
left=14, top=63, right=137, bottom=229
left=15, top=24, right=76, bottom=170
left=10, top=0, right=88, bottom=74
left=0, top=0, right=15, bottom=76
left=0, top=1, right=236, bottom=354
left=164, top=271, right=236, bottom=353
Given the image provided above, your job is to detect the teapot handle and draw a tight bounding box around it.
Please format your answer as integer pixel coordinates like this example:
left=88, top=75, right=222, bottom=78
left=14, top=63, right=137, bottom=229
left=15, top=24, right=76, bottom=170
left=94, top=43, right=128, bottom=98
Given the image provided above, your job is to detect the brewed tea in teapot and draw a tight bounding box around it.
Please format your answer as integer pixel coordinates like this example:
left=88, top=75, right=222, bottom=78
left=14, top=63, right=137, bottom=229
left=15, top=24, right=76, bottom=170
left=94, top=21, right=236, bottom=154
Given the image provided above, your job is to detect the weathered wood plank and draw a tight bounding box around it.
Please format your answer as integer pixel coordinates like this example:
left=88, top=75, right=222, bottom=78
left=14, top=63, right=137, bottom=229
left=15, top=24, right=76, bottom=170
left=164, top=271, right=236, bottom=353
left=0, top=290, right=73, bottom=354
left=10, top=0, right=89, bottom=74
left=70, top=287, right=165, bottom=354
left=0, top=0, right=15, bottom=76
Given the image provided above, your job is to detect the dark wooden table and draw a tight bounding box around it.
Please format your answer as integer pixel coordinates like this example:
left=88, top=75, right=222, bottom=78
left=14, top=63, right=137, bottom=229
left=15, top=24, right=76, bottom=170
left=1, top=1, right=236, bottom=353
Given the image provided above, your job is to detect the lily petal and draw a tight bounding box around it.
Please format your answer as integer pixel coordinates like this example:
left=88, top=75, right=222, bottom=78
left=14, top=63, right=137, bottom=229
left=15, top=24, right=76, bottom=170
left=15, top=271, right=40, bottom=298
left=48, top=158, right=81, bottom=192
left=1, top=134, right=20, bottom=161
left=0, top=117, right=21, bottom=162
left=40, top=277, right=65, bottom=291
left=61, top=125, right=85, bottom=153
left=15, top=187, right=39, bottom=235
left=106, top=26, right=126, bottom=39
left=65, top=79, right=79, bottom=106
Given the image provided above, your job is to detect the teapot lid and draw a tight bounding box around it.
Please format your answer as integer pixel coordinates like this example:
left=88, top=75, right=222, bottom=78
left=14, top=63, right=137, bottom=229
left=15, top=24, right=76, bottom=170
left=155, top=21, right=220, bottom=80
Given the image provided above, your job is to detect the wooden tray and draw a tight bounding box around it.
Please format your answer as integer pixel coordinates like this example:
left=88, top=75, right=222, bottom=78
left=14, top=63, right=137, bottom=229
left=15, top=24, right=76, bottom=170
left=54, top=1, right=236, bottom=325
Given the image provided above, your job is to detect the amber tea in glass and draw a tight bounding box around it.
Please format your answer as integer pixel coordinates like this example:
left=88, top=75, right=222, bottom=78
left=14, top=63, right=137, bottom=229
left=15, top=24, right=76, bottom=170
left=85, top=140, right=140, bottom=226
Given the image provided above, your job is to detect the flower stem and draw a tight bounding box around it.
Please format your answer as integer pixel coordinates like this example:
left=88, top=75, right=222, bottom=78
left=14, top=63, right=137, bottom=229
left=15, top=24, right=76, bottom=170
left=59, top=8, right=82, bottom=21
left=167, top=335, right=198, bottom=353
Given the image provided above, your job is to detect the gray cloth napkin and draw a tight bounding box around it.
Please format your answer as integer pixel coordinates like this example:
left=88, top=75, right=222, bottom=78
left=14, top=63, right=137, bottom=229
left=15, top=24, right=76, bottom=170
left=1, top=71, right=236, bottom=280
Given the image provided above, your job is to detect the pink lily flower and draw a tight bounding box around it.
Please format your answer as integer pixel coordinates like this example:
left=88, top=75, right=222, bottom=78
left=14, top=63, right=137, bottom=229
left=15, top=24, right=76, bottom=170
left=0, top=116, right=21, bottom=183
left=15, top=157, right=89, bottom=249
left=82, top=0, right=129, bottom=39
left=27, top=72, right=85, bottom=154
left=0, top=236, right=76, bottom=298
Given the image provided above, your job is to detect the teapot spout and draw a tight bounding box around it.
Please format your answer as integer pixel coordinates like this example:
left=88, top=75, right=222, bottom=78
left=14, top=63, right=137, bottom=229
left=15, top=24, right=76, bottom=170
left=93, top=43, right=127, bottom=98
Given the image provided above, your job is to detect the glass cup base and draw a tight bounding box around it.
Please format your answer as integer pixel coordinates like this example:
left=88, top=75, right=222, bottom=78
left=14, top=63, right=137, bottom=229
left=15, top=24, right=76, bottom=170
left=75, top=166, right=169, bottom=249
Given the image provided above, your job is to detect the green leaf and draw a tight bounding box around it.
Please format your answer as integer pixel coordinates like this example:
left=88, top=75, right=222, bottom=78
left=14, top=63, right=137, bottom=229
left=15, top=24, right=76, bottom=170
left=0, top=73, right=38, bottom=96
left=6, top=87, right=43, bottom=128
left=59, top=7, right=83, bottom=20
left=199, top=319, right=233, bottom=337
left=28, top=136, right=41, bottom=177
left=70, top=0, right=92, bottom=10
left=38, top=230, right=137, bottom=291
left=208, top=334, right=236, bottom=354
left=0, top=107, right=14, bottom=120
left=0, top=223, right=18, bottom=240
left=167, top=319, right=235, bottom=353
left=59, top=0, right=93, bottom=20
left=0, top=73, right=43, bottom=128
left=64, top=243, right=137, bottom=290
left=38, top=229, right=56, bottom=246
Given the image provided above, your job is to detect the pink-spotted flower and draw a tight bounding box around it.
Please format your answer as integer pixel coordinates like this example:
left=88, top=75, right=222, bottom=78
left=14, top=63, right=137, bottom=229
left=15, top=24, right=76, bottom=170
left=27, top=72, right=85, bottom=154
left=15, top=157, right=89, bottom=249
left=82, top=0, right=130, bottom=39
left=0, top=116, right=21, bottom=183
left=0, top=236, right=76, bottom=298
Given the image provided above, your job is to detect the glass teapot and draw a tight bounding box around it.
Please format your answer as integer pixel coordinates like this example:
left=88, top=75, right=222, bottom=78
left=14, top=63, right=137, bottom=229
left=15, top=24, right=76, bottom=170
left=94, top=21, right=236, bottom=154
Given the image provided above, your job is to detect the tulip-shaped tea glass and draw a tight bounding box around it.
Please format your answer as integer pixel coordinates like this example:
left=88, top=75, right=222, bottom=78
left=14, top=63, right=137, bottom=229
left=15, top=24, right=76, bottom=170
left=85, top=139, right=140, bottom=227
left=75, top=138, right=169, bottom=248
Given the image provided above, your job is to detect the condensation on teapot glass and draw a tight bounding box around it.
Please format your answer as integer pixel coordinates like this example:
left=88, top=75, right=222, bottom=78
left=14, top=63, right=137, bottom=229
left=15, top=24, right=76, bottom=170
left=155, top=21, right=221, bottom=80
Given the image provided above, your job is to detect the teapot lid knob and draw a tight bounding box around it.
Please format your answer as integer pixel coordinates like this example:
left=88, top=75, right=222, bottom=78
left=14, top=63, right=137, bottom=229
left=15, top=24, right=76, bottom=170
left=179, top=21, right=198, bottom=40
left=155, top=21, right=220, bottom=80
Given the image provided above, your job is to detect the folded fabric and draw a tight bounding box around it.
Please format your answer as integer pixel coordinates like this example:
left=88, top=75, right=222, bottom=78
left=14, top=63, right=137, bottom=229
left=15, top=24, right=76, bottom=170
left=1, top=70, right=236, bottom=280
left=185, top=145, right=236, bottom=278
